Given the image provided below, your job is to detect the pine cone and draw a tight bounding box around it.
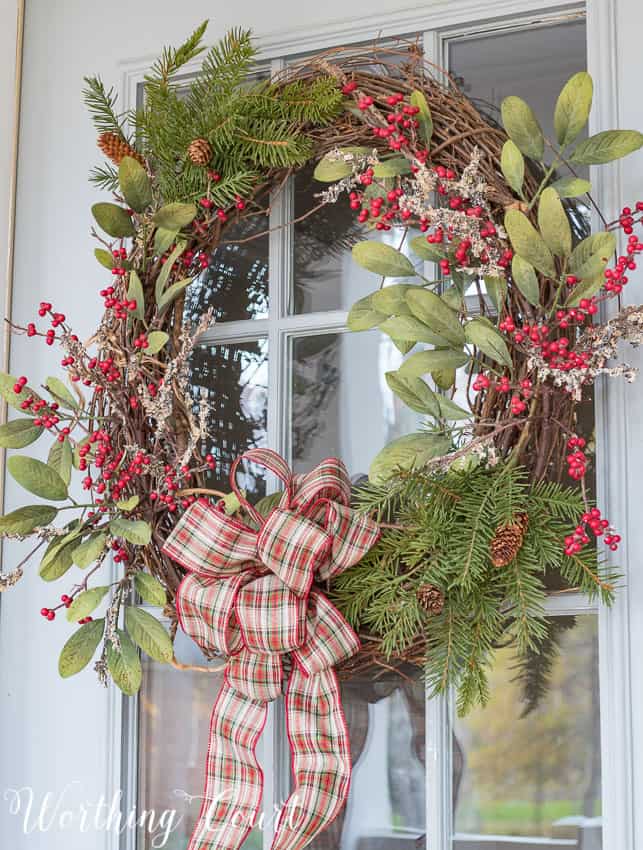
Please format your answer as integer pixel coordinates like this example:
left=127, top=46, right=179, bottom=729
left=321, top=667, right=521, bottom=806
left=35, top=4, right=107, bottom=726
left=97, top=132, right=145, bottom=166
left=417, top=583, right=445, bottom=615
left=188, top=138, right=213, bottom=166
left=490, top=512, right=529, bottom=567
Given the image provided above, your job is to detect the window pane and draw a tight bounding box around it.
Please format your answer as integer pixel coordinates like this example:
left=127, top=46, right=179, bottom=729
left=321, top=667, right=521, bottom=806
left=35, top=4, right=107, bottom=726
left=290, top=330, right=421, bottom=476
left=308, top=673, right=426, bottom=850
left=189, top=340, right=268, bottom=498
left=184, top=215, right=269, bottom=323
left=453, top=615, right=601, bottom=850
left=137, top=630, right=264, bottom=850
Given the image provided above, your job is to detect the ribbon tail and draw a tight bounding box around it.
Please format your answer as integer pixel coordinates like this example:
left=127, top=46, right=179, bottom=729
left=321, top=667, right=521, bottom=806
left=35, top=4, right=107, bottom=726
left=271, top=667, right=351, bottom=850
left=189, top=678, right=268, bottom=850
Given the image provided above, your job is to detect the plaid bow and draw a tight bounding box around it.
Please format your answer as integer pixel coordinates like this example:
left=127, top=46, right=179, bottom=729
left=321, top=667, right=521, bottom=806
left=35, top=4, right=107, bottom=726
left=162, top=448, right=380, bottom=850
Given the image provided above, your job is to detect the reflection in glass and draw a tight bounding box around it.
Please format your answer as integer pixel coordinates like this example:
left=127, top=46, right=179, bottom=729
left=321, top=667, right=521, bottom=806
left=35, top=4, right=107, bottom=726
left=189, top=340, right=268, bottom=498
left=291, top=331, right=421, bottom=478
left=308, top=673, right=426, bottom=850
left=184, top=215, right=269, bottom=324
left=453, top=615, right=601, bottom=849
left=137, top=631, right=263, bottom=850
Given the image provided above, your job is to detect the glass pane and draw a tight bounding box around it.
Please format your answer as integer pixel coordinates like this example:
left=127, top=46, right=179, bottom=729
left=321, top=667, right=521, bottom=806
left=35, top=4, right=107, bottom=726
left=184, top=215, right=269, bottom=323
left=137, top=630, right=264, bottom=850
left=290, top=330, right=421, bottom=477
left=189, top=340, right=268, bottom=499
left=453, top=615, right=602, bottom=850
left=308, top=672, right=426, bottom=850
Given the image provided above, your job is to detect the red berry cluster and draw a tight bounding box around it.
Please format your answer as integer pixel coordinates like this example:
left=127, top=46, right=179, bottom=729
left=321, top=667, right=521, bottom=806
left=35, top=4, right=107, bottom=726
left=566, top=436, right=587, bottom=480
left=111, top=538, right=130, bottom=564
left=40, top=594, right=95, bottom=624
left=603, top=231, right=643, bottom=294
left=111, top=247, right=128, bottom=276
left=100, top=285, right=138, bottom=319
left=87, top=355, right=121, bottom=386
left=472, top=373, right=532, bottom=414
left=564, top=507, right=620, bottom=556
left=16, top=382, right=61, bottom=428
left=133, top=332, right=149, bottom=350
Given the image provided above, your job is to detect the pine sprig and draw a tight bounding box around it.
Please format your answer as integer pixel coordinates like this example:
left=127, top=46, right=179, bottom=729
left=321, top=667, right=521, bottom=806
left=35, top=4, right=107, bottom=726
left=82, top=76, right=128, bottom=139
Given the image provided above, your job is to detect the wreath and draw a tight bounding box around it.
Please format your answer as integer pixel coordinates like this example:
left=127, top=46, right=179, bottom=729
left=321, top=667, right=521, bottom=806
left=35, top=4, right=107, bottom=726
left=1, top=22, right=642, bottom=719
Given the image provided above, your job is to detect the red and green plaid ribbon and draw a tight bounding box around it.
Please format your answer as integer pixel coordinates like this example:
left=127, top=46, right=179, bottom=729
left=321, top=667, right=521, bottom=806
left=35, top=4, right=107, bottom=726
left=162, top=448, right=380, bottom=850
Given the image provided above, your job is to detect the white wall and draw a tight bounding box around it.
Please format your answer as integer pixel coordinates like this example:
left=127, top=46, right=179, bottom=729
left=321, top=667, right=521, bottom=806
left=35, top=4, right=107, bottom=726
left=1, top=1, right=642, bottom=849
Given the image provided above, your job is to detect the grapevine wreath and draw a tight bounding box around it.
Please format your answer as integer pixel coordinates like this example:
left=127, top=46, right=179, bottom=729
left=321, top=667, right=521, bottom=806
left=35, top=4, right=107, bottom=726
left=2, top=22, right=643, bottom=727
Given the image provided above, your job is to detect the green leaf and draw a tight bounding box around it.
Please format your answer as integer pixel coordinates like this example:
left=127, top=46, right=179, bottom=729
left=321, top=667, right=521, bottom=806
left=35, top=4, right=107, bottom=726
left=372, top=157, right=411, bottom=178
left=91, top=202, right=135, bottom=238
left=347, top=295, right=387, bottom=331
left=40, top=531, right=81, bottom=581
left=399, top=348, right=469, bottom=377
left=405, top=289, right=466, bottom=347
left=0, top=504, right=58, bottom=535
left=134, top=572, right=167, bottom=606
left=410, top=90, right=433, bottom=145
left=485, top=276, right=508, bottom=312
left=7, top=456, right=68, bottom=501
left=538, top=187, right=572, bottom=257
left=0, top=418, right=43, bottom=449
left=352, top=241, right=416, bottom=278
left=312, top=147, right=370, bottom=182
left=504, top=209, right=556, bottom=278
left=66, top=587, right=109, bottom=623
left=568, top=231, right=616, bottom=280
left=118, top=156, right=152, bottom=212
left=511, top=256, right=540, bottom=306
left=371, top=284, right=414, bottom=316
left=45, top=376, right=78, bottom=409
left=550, top=176, right=592, bottom=198
left=145, top=331, right=169, bottom=355
left=0, top=373, right=43, bottom=412
left=554, top=72, right=593, bottom=147
left=127, top=271, right=145, bottom=320
left=369, top=432, right=451, bottom=484
left=94, top=248, right=115, bottom=269
left=156, top=278, right=192, bottom=312
left=155, top=241, right=186, bottom=303
left=385, top=371, right=469, bottom=419
left=565, top=275, right=605, bottom=307
left=154, top=227, right=179, bottom=255
left=441, top=284, right=465, bottom=312
left=116, top=494, right=140, bottom=512
left=107, top=629, right=142, bottom=696
left=409, top=236, right=447, bottom=263
left=72, top=532, right=108, bottom=568
left=570, top=130, right=643, bottom=165
left=48, top=439, right=73, bottom=486
left=110, top=517, right=152, bottom=546
left=392, top=339, right=415, bottom=355
left=501, top=140, right=525, bottom=195
left=379, top=316, right=447, bottom=345
left=501, top=96, right=545, bottom=160
left=125, top=606, right=173, bottom=664
left=432, top=368, right=456, bottom=390
left=464, top=318, right=512, bottom=368
left=59, top=618, right=105, bottom=678
left=152, top=202, right=197, bottom=231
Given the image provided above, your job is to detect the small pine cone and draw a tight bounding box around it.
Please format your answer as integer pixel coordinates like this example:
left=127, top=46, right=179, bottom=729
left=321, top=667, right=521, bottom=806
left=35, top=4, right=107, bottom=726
left=490, top=512, right=529, bottom=568
left=417, top=583, right=445, bottom=615
left=188, top=138, right=213, bottom=166
left=97, top=132, right=145, bottom=166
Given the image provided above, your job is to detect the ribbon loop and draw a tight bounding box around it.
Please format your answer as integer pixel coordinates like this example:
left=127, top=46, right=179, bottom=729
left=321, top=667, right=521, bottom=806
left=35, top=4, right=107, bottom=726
left=235, top=573, right=307, bottom=653
left=257, top=509, right=330, bottom=597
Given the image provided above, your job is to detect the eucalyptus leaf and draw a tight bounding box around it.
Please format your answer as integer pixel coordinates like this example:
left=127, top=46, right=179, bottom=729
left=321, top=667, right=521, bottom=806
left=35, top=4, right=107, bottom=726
left=94, top=248, right=115, bottom=270
left=155, top=241, right=186, bottom=302
left=154, top=227, right=179, bottom=255
left=45, top=376, right=78, bottom=409
left=405, top=289, right=466, bottom=347
left=116, top=495, right=140, bottom=512
left=48, top=439, right=73, bottom=486
left=570, top=130, right=643, bottom=165
left=59, top=618, right=105, bottom=678
left=550, top=176, right=592, bottom=199
left=500, top=140, right=525, bottom=195
left=107, top=629, right=142, bottom=696
left=554, top=72, right=593, bottom=147
left=0, top=418, right=43, bottom=449
left=464, top=318, right=512, bottom=368
left=501, top=96, right=545, bottom=160
left=432, top=369, right=456, bottom=390
left=504, top=209, right=556, bottom=278
left=157, top=278, right=192, bottom=312
left=485, top=276, right=508, bottom=312
left=66, top=587, right=110, bottom=623
left=40, top=531, right=81, bottom=581
left=312, top=147, right=370, bottom=182
left=511, top=256, right=540, bottom=306
left=409, top=236, right=447, bottom=263
left=399, top=348, right=469, bottom=377
left=91, top=202, right=135, bottom=238
left=152, top=202, right=197, bottom=231
left=372, top=157, right=411, bottom=178
left=145, top=331, right=169, bottom=355
left=410, top=90, right=433, bottom=144
left=110, top=517, right=152, bottom=546
left=347, top=295, right=387, bottom=331
left=379, top=315, right=448, bottom=345
left=127, top=271, right=145, bottom=320
left=134, top=572, right=167, bottom=607
left=538, top=187, right=572, bottom=257
left=125, top=606, right=174, bottom=664
left=352, top=241, right=416, bottom=278
left=369, top=432, right=451, bottom=484
left=7, top=456, right=68, bottom=501
left=0, top=504, right=58, bottom=536
left=72, top=532, right=108, bottom=569
left=569, top=231, right=616, bottom=281
left=385, top=371, right=440, bottom=414
left=118, top=156, right=152, bottom=212
left=371, top=284, right=414, bottom=316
